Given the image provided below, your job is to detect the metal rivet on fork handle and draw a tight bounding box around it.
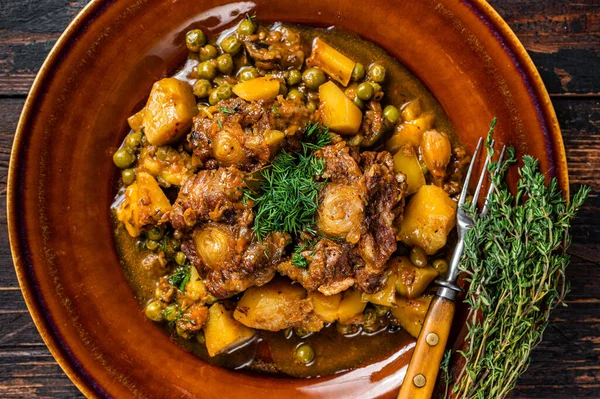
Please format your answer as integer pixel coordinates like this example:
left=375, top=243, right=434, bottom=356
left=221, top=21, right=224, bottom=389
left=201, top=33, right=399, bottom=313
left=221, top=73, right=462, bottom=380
left=426, top=332, right=439, bottom=346
left=413, top=374, right=426, bottom=388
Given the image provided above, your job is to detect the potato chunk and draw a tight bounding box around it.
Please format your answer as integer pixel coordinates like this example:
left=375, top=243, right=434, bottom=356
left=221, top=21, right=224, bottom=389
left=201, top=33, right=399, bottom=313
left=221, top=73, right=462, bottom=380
left=232, top=77, right=280, bottom=101
left=115, top=172, right=172, bottom=237
left=337, top=289, right=367, bottom=323
left=310, top=291, right=342, bottom=322
left=390, top=295, right=433, bottom=338
left=393, top=145, right=426, bottom=196
left=204, top=303, right=255, bottom=357
left=361, top=269, right=397, bottom=307
left=398, top=185, right=457, bottom=254
left=392, top=257, right=438, bottom=299
left=142, top=78, right=197, bottom=146
left=233, top=279, right=312, bottom=331
left=307, top=38, right=355, bottom=86
left=318, top=81, right=362, bottom=135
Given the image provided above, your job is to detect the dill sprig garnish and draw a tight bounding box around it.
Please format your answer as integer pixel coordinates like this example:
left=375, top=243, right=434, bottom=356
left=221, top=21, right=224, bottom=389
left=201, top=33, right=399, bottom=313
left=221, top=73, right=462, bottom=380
left=441, top=125, right=589, bottom=398
left=244, top=123, right=331, bottom=241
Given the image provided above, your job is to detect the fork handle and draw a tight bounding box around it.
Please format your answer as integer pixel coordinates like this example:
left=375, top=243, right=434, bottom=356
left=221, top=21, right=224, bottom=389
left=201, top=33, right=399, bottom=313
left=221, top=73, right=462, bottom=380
left=397, top=295, right=456, bottom=399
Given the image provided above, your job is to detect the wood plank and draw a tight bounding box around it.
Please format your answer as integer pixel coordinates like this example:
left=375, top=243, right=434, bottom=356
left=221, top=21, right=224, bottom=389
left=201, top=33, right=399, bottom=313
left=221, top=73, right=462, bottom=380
left=0, top=0, right=599, bottom=96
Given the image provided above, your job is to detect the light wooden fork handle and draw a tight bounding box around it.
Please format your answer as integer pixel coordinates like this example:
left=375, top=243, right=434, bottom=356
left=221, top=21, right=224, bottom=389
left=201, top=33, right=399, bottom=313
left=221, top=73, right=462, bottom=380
left=397, top=295, right=456, bottom=399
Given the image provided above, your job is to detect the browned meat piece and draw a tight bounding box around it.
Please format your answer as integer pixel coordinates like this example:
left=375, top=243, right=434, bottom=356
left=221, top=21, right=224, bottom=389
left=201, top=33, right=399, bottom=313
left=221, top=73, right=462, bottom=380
left=359, top=101, right=393, bottom=147
left=317, top=141, right=363, bottom=185
left=141, top=252, right=168, bottom=278
left=181, top=223, right=290, bottom=299
left=277, top=238, right=355, bottom=295
left=169, top=167, right=246, bottom=230
left=358, top=151, right=405, bottom=274
left=175, top=302, right=209, bottom=339
left=443, top=145, right=470, bottom=196
left=243, top=26, right=304, bottom=70
left=189, top=97, right=311, bottom=170
left=156, top=277, right=176, bottom=303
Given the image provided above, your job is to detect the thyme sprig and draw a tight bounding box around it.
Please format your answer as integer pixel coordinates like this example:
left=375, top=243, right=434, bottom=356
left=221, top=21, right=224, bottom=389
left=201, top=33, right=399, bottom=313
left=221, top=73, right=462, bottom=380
left=244, top=123, right=331, bottom=241
left=442, top=128, right=589, bottom=398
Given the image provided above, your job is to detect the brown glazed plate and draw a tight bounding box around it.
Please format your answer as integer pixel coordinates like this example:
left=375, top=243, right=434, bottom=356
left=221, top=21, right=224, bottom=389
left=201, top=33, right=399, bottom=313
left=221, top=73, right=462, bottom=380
left=8, top=0, right=568, bottom=398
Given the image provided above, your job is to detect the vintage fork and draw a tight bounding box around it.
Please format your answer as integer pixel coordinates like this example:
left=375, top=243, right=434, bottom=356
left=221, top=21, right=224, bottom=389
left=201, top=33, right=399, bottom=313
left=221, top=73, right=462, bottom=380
left=397, top=138, right=506, bottom=399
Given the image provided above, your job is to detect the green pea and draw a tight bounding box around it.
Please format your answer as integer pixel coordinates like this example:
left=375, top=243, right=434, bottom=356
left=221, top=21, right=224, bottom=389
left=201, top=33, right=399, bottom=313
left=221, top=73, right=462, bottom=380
left=373, top=304, right=389, bottom=317
left=113, top=148, right=135, bottom=169
left=363, top=308, right=377, bottom=327
left=221, top=35, right=242, bottom=55
left=294, top=327, right=310, bottom=338
left=216, top=84, right=233, bottom=100
left=206, top=294, right=218, bottom=305
left=196, top=330, right=206, bottom=344
left=145, top=301, right=164, bottom=322
left=370, top=82, right=382, bottom=93
left=196, top=61, right=217, bottom=80
left=287, top=89, right=304, bottom=101
left=302, top=67, right=326, bottom=90
left=121, top=168, right=136, bottom=185
left=410, top=246, right=428, bottom=267
left=433, top=259, right=449, bottom=275
left=193, top=79, right=212, bottom=98
left=356, top=82, right=374, bottom=101
left=147, top=226, right=165, bottom=241
left=208, top=90, right=220, bottom=105
left=279, top=82, right=288, bottom=96
left=217, top=54, right=234, bottom=75
left=164, top=304, right=178, bottom=321
left=336, top=322, right=358, bottom=335
left=286, top=69, right=302, bottom=86
left=294, top=344, right=315, bottom=364
left=175, top=251, right=187, bottom=265
left=307, top=101, right=318, bottom=113
left=185, top=29, right=207, bottom=52
left=199, top=44, right=218, bottom=61
left=383, top=105, right=400, bottom=124
left=368, top=64, right=386, bottom=83
left=351, top=62, right=365, bottom=81
left=125, top=132, right=142, bottom=148
left=169, top=238, right=181, bottom=251
left=238, top=19, right=256, bottom=36
left=146, top=239, right=160, bottom=251
left=173, top=230, right=184, bottom=240
left=155, top=146, right=169, bottom=161
left=353, top=97, right=364, bottom=109
left=238, top=67, right=259, bottom=82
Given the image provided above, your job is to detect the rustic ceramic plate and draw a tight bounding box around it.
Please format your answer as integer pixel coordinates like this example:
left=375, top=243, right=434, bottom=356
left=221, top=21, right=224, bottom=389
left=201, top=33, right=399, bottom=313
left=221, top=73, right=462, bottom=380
left=8, top=0, right=568, bottom=398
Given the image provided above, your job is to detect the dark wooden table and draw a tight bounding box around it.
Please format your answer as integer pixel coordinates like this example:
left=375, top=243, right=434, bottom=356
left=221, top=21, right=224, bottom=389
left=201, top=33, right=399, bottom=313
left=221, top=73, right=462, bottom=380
left=0, top=1, right=598, bottom=397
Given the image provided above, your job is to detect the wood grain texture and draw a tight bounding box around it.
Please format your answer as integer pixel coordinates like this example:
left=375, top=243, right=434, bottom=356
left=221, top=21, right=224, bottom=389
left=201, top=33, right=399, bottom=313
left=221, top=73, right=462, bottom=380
left=0, top=0, right=598, bottom=398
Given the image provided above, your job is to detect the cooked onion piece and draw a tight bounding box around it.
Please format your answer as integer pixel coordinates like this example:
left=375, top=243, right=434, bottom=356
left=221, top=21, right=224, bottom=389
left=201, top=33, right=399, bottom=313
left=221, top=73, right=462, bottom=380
left=213, top=131, right=246, bottom=166
left=194, top=224, right=235, bottom=270
left=420, top=129, right=451, bottom=177
left=317, top=183, right=364, bottom=242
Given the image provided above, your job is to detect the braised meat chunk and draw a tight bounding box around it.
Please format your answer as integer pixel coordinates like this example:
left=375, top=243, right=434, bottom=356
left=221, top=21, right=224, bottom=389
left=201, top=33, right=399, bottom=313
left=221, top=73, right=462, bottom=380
left=170, top=167, right=246, bottom=230
left=182, top=223, right=289, bottom=298
left=189, top=96, right=311, bottom=170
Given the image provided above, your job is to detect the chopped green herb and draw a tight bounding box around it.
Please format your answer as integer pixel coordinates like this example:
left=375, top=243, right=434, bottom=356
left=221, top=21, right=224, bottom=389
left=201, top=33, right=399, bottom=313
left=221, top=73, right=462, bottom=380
left=168, top=265, right=191, bottom=291
left=244, top=123, right=331, bottom=240
left=219, top=106, right=236, bottom=115
left=217, top=118, right=223, bottom=129
left=273, top=105, right=280, bottom=116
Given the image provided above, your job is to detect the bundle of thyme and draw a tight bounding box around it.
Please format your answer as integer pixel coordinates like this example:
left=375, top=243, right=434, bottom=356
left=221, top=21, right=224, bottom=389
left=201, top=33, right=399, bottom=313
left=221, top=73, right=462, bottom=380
left=441, top=135, right=589, bottom=398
